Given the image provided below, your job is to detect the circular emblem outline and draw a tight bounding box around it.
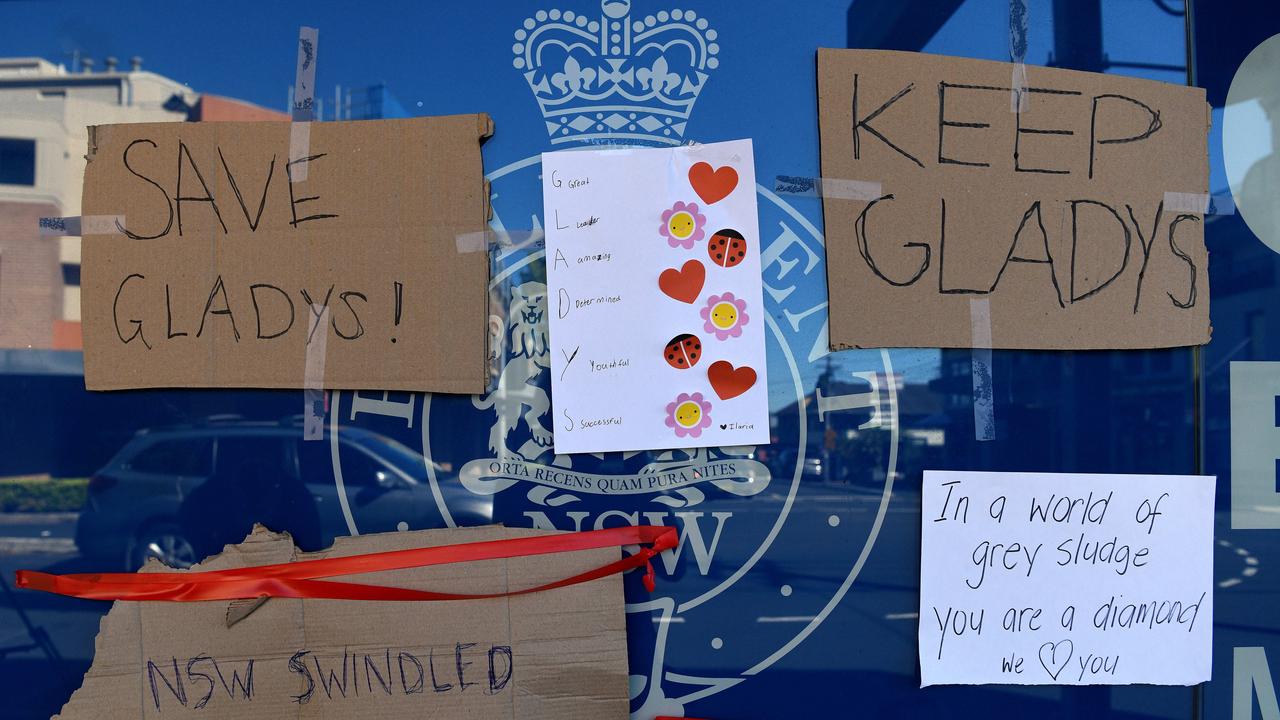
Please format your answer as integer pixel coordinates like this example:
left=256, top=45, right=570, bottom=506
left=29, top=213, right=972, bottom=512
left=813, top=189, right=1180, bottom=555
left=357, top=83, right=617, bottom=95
left=329, top=154, right=901, bottom=710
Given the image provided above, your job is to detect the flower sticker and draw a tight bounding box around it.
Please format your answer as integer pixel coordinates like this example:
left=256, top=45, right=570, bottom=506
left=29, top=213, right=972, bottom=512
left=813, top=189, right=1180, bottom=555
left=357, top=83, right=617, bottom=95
left=665, top=391, right=713, bottom=438
left=659, top=201, right=706, bottom=249
left=701, top=292, right=749, bottom=340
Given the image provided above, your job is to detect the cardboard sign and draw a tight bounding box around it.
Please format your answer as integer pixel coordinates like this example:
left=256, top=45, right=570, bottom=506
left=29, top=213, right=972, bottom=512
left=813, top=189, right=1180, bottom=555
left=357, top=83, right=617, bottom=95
left=919, top=471, right=1215, bottom=686
left=53, top=525, right=629, bottom=719
left=817, top=49, right=1211, bottom=349
left=80, top=116, right=492, bottom=391
left=541, top=140, right=769, bottom=454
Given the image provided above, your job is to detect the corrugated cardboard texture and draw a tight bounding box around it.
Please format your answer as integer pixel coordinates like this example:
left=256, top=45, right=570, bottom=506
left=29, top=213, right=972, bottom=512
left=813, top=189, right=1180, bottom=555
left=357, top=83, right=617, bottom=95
left=81, top=115, right=493, bottom=391
left=818, top=49, right=1211, bottom=349
left=53, top=525, right=629, bottom=719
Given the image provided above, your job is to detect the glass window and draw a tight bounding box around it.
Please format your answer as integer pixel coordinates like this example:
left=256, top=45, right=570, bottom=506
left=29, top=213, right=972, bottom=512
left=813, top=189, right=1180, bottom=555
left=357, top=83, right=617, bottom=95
left=295, top=438, right=335, bottom=484
left=327, top=443, right=390, bottom=488
left=2, top=2, right=1279, bottom=719
left=0, top=137, right=35, bottom=185
left=125, top=437, right=212, bottom=476
left=213, top=436, right=289, bottom=478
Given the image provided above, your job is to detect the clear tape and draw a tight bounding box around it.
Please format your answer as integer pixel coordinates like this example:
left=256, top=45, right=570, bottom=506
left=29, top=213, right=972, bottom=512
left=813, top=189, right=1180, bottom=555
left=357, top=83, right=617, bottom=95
left=39, top=215, right=124, bottom=237
left=292, top=27, right=318, bottom=122
left=457, top=228, right=544, bottom=256
left=290, top=26, right=318, bottom=182
left=1164, top=191, right=1235, bottom=216
left=289, top=122, right=312, bottom=182
left=970, top=298, right=995, bottom=442
left=772, top=175, right=882, bottom=201
left=1010, top=63, right=1028, bottom=113
left=1009, top=0, right=1029, bottom=112
left=303, top=305, right=329, bottom=441
left=295, top=26, right=322, bottom=438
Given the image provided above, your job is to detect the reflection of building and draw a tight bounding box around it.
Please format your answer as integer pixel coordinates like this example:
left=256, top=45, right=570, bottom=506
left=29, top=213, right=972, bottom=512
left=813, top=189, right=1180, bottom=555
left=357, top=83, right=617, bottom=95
left=343, top=84, right=410, bottom=120
left=930, top=346, right=1193, bottom=472
left=190, top=94, right=292, bottom=122
left=0, top=57, right=188, bottom=349
left=769, top=371, right=945, bottom=484
left=291, top=83, right=411, bottom=121
left=1201, top=39, right=1280, bottom=467
left=1203, top=213, right=1280, bottom=464
left=0, top=56, right=287, bottom=350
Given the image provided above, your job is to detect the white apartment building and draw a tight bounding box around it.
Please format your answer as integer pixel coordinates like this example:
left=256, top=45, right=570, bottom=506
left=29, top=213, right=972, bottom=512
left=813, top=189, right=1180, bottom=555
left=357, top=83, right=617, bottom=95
left=0, top=56, right=190, bottom=349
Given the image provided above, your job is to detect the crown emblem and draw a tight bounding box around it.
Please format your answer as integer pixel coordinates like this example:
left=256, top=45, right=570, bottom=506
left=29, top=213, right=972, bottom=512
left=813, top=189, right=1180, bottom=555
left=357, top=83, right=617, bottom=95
left=514, top=2, right=719, bottom=145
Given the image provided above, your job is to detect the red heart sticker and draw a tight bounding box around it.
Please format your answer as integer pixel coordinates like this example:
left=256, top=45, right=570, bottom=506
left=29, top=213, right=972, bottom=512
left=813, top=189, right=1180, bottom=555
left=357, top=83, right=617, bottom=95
left=658, top=260, right=705, bottom=304
left=708, top=360, right=757, bottom=400
left=688, top=162, right=738, bottom=205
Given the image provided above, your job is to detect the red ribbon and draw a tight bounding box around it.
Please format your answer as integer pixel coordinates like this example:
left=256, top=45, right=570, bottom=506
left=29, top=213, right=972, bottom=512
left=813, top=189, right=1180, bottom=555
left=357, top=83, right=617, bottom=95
left=16, top=525, right=677, bottom=602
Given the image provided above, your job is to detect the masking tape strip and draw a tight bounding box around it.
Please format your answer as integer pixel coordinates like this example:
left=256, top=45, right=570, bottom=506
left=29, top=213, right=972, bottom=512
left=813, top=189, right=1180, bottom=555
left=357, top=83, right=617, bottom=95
left=970, top=298, right=995, bottom=442
left=303, top=304, right=329, bottom=441
left=1164, top=191, right=1234, bottom=216
left=39, top=215, right=125, bottom=237
left=773, top=175, right=882, bottom=201
left=290, top=26, right=319, bottom=182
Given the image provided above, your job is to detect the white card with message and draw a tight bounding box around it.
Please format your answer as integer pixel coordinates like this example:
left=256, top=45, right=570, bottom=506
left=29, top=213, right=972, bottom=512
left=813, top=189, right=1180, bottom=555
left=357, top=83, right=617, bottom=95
left=542, top=140, right=768, bottom=454
left=919, top=470, right=1215, bottom=686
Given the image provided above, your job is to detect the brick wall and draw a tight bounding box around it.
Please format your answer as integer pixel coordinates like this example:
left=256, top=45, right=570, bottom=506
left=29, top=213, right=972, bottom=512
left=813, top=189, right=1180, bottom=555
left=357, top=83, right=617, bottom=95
left=0, top=200, right=61, bottom=349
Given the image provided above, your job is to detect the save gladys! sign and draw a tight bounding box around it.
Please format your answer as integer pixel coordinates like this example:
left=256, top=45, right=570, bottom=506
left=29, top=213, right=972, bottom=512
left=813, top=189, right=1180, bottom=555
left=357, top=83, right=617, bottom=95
left=80, top=116, right=493, bottom=392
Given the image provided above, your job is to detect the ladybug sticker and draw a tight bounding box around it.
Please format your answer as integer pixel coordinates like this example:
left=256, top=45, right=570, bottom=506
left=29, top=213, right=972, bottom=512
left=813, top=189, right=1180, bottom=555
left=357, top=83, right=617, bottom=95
left=708, top=228, right=747, bottom=268
left=664, top=333, right=703, bottom=369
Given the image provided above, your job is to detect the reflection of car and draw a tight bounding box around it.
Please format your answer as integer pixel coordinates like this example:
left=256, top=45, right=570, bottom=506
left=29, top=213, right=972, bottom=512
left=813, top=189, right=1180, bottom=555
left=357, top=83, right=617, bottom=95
left=74, top=419, right=491, bottom=570
left=774, top=449, right=825, bottom=481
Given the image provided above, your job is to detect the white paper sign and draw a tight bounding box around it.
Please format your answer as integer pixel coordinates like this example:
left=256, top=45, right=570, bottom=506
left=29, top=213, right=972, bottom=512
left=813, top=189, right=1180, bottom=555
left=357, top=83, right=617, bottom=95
left=919, top=470, right=1215, bottom=686
left=541, top=140, right=769, bottom=454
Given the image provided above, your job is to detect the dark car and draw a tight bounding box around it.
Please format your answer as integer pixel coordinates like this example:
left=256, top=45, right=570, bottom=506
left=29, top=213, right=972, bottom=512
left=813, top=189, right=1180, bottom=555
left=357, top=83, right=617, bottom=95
left=74, top=418, right=491, bottom=569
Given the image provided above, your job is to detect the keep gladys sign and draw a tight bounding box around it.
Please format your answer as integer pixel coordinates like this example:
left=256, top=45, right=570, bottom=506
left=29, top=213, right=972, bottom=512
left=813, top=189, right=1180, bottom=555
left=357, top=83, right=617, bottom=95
left=919, top=471, right=1215, bottom=686
left=817, top=49, right=1211, bottom=349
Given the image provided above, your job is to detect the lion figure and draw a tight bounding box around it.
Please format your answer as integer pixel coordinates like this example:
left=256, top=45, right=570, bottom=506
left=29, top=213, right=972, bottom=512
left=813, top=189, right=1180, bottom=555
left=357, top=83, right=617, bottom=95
left=472, top=281, right=554, bottom=460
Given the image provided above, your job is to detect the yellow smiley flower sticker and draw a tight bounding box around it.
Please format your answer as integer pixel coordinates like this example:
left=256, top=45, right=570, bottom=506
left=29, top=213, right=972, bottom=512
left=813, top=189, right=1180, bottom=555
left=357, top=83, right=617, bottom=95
left=700, top=292, right=749, bottom=340
left=665, top=391, right=713, bottom=438
left=659, top=201, right=706, bottom=249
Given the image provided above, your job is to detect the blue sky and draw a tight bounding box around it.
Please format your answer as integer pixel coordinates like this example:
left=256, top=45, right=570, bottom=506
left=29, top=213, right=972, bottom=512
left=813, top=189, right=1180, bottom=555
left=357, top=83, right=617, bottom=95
left=0, top=0, right=1189, bottom=113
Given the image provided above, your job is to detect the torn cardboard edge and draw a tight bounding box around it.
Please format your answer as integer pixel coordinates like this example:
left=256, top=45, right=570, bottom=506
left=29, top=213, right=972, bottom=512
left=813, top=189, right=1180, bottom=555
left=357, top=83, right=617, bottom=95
left=47, top=524, right=634, bottom=720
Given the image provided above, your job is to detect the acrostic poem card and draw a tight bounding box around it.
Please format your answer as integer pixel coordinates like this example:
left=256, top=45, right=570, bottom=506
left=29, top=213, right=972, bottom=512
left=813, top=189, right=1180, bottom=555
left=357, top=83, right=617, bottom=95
left=542, top=140, right=769, bottom=454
